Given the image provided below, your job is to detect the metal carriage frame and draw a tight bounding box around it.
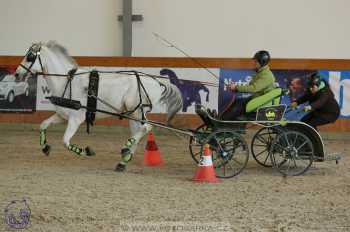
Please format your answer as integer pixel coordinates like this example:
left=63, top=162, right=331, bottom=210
left=189, top=104, right=341, bottom=178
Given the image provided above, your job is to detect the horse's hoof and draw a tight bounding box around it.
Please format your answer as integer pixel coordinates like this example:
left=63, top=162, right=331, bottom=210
left=42, top=144, right=51, bottom=156
left=85, top=146, right=96, bottom=156
left=115, top=163, right=126, bottom=172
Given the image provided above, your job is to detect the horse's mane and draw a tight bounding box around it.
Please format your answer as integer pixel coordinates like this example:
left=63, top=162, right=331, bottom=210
left=45, top=41, right=78, bottom=68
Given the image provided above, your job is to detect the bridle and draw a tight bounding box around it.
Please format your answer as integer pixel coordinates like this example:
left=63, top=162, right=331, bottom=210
left=19, top=44, right=44, bottom=77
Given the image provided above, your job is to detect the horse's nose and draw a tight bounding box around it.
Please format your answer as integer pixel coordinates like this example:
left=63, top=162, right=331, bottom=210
left=14, top=73, right=19, bottom=78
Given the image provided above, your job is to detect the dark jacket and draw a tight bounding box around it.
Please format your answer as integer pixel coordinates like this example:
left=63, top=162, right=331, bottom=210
left=296, top=83, right=340, bottom=122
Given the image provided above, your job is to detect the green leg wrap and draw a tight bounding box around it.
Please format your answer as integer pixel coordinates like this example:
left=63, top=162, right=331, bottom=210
left=68, top=144, right=83, bottom=156
left=120, top=138, right=136, bottom=164
left=123, top=138, right=136, bottom=150
left=39, top=129, right=46, bottom=146
left=121, top=153, right=132, bottom=163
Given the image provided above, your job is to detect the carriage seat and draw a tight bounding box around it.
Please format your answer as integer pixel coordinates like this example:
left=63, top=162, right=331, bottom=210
left=245, top=88, right=283, bottom=113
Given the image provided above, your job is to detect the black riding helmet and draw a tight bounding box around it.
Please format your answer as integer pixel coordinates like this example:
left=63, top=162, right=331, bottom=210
left=307, top=72, right=322, bottom=88
left=253, top=50, right=270, bottom=67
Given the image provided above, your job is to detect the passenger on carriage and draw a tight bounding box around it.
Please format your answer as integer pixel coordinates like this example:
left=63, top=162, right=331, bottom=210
left=221, top=50, right=277, bottom=120
left=291, top=73, right=340, bottom=130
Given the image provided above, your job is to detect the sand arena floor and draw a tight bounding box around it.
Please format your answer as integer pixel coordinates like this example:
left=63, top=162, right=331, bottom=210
left=0, top=124, right=349, bottom=232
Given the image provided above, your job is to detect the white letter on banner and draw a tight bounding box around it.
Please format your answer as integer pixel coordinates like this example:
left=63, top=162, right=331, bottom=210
left=328, top=71, right=350, bottom=117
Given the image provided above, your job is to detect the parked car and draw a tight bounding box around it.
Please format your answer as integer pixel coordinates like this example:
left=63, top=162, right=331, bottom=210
left=0, top=74, right=29, bottom=103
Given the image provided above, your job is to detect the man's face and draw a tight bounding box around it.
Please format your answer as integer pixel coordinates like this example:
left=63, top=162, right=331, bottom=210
left=290, top=78, right=302, bottom=91
left=309, top=85, right=318, bottom=94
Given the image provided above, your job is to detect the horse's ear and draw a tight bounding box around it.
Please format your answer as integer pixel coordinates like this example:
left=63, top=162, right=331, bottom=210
left=46, top=41, right=53, bottom=48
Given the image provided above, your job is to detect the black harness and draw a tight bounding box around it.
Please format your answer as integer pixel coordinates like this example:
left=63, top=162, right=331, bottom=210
left=127, top=71, right=153, bottom=118
left=60, top=69, right=155, bottom=133
left=61, top=68, right=77, bottom=99
left=19, top=44, right=44, bottom=78
left=85, top=70, right=99, bottom=133
left=19, top=45, right=164, bottom=134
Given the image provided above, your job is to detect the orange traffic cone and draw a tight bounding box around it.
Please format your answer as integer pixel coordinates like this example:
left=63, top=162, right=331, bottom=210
left=192, top=144, right=219, bottom=183
left=144, top=132, right=163, bottom=166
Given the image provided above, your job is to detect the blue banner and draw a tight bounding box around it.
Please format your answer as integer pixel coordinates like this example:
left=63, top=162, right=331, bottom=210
left=319, top=70, right=350, bottom=118
left=220, top=68, right=349, bottom=119
left=219, top=69, right=320, bottom=120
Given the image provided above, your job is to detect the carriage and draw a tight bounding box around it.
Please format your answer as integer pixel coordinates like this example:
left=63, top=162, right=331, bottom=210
left=187, top=86, right=341, bottom=178
left=189, top=103, right=342, bottom=178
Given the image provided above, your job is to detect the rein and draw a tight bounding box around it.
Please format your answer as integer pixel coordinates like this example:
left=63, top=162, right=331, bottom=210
left=34, top=70, right=218, bottom=88
left=19, top=45, right=218, bottom=132
left=50, top=69, right=156, bottom=131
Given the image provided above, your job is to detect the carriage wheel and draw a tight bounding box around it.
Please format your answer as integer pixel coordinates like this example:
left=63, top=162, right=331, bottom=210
left=202, top=130, right=249, bottom=178
left=251, top=127, right=282, bottom=167
left=270, top=131, right=314, bottom=176
left=189, top=124, right=212, bottom=163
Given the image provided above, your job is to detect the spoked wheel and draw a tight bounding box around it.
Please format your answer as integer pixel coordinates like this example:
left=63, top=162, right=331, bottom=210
left=251, top=127, right=282, bottom=167
left=202, top=130, right=249, bottom=178
left=189, top=124, right=212, bottom=163
left=270, top=131, right=314, bottom=176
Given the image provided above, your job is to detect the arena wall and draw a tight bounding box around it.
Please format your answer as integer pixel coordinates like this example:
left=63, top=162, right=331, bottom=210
left=1, top=0, right=349, bottom=58
left=133, top=0, right=350, bottom=59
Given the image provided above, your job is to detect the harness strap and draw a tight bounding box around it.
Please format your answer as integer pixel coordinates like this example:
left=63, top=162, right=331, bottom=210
left=61, top=68, right=77, bottom=98
left=119, top=71, right=153, bottom=121
left=135, top=71, right=153, bottom=121
left=86, top=70, right=100, bottom=133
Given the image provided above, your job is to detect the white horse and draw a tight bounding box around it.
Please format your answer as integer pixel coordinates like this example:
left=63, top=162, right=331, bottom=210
left=15, top=41, right=183, bottom=171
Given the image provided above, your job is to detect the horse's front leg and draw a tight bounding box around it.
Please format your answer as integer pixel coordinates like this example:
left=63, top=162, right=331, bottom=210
left=63, top=115, right=95, bottom=157
left=39, top=113, right=64, bottom=155
left=115, top=120, right=152, bottom=172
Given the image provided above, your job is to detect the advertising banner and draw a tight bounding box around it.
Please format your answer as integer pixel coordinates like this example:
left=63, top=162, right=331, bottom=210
left=219, top=69, right=319, bottom=120
left=4, top=64, right=348, bottom=120
left=319, top=70, right=350, bottom=118
left=0, top=66, right=37, bottom=112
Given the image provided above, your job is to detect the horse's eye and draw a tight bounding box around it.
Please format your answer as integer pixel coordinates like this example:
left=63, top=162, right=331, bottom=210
left=26, top=53, right=36, bottom=63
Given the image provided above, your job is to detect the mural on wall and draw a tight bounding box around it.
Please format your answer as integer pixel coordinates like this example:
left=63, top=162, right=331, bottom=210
left=0, top=66, right=37, bottom=112
left=159, top=68, right=210, bottom=112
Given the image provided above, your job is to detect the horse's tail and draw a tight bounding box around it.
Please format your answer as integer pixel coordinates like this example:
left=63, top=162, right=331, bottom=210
left=160, top=82, right=183, bottom=123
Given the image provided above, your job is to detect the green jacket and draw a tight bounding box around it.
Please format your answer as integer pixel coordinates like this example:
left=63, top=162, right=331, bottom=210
left=236, top=65, right=276, bottom=97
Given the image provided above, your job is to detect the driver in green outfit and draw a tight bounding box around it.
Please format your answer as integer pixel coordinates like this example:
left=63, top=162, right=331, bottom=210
left=221, top=50, right=276, bottom=120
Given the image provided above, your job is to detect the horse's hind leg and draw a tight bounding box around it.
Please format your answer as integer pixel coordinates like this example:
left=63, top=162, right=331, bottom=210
left=39, top=113, right=64, bottom=155
left=63, top=116, right=95, bottom=157
left=115, top=120, right=152, bottom=172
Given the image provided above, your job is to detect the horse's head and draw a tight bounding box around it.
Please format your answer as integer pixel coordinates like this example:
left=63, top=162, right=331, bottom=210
left=15, top=41, right=77, bottom=79
left=15, top=43, right=44, bottom=79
